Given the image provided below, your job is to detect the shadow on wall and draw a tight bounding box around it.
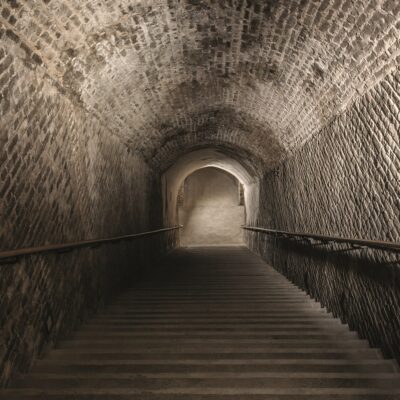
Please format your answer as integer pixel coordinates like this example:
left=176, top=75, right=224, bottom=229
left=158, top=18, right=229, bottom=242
left=178, top=168, right=245, bottom=246
left=246, top=231, right=400, bottom=364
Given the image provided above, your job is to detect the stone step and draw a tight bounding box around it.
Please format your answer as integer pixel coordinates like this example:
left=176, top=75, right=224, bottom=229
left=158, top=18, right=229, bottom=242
left=112, top=297, right=310, bottom=302
left=126, top=285, right=305, bottom=289
left=74, top=332, right=360, bottom=341
left=110, top=301, right=315, bottom=305
left=17, top=372, right=400, bottom=379
left=2, top=387, right=400, bottom=399
left=116, top=289, right=307, bottom=292
left=48, top=343, right=381, bottom=361
left=99, top=310, right=332, bottom=317
left=55, top=341, right=372, bottom=351
left=73, top=332, right=361, bottom=340
left=62, top=338, right=369, bottom=348
left=92, top=316, right=338, bottom=322
left=12, top=375, right=400, bottom=389
left=81, top=322, right=349, bottom=330
left=77, top=327, right=359, bottom=336
left=105, top=304, right=326, bottom=310
left=33, top=359, right=398, bottom=374
left=104, top=308, right=327, bottom=314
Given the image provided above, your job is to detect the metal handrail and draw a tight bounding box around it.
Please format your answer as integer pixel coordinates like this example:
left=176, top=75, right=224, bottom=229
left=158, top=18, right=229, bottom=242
left=0, top=226, right=182, bottom=263
left=242, top=226, right=400, bottom=253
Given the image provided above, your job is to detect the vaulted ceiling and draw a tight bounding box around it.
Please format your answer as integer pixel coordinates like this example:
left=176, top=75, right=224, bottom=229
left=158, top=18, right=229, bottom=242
left=2, top=0, right=399, bottom=169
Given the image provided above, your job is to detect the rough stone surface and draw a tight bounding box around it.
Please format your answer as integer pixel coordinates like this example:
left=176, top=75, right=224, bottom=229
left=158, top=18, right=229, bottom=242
left=1, top=0, right=399, bottom=168
left=246, top=68, right=400, bottom=363
left=0, top=35, right=176, bottom=386
left=1, top=0, right=400, bottom=388
left=178, top=167, right=244, bottom=245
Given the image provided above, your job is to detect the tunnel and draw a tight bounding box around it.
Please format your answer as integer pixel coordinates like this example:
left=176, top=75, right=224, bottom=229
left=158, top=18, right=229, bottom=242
left=0, top=0, right=400, bottom=398
left=162, top=148, right=260, bottom=245
left=176, top=167, right=245, bottom=246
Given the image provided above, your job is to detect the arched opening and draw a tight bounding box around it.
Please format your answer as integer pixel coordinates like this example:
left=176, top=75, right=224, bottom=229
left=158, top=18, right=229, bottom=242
left=161, top=148, right=260, bottom=246
left=177, top=167, right=245, bottom=246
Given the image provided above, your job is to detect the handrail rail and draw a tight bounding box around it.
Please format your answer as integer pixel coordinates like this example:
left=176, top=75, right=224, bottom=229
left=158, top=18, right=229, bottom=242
left=0, top=226, right=182, bottom=263
left=242, top=226, right=400, bottom=253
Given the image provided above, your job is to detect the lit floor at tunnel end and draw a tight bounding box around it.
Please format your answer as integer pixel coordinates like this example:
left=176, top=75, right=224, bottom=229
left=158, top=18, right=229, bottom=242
left=0, top=0, right=400, bottom=399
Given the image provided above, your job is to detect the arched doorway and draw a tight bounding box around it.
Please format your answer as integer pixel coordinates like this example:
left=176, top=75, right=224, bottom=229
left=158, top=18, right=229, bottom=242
left=177, top=167, right=245, bottom=246
left=161, top=148, right=260, bottom=247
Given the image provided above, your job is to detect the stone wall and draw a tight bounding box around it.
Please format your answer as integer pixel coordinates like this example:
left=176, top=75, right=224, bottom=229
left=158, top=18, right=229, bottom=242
left=2, top=0, right=399, bottom=171
left=1, top=0, right=400, bottom=384
left=0, top=34, right=174, bottom=386
left=247, top=68, right=400, bottom=363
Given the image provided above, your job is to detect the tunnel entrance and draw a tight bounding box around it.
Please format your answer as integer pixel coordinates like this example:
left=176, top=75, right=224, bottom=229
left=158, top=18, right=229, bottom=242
left=177, top=167, right=245, bottom=246
left=161, top=148, right=260, bottom=248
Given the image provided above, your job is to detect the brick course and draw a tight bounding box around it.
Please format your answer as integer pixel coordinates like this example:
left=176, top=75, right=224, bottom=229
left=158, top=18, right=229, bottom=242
left=1, top=0, right=399, bottom=168
left=0, top=35, right=174, bottom=386
left=247, top=68, right=400, bottom=363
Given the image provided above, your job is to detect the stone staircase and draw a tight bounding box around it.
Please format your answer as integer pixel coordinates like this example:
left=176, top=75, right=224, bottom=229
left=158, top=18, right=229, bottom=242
left=2, top=246, right=399, bottom=399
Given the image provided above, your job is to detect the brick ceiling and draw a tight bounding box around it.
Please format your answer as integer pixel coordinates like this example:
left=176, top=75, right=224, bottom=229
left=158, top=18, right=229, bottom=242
left=2, top=0, right=399, bottom=170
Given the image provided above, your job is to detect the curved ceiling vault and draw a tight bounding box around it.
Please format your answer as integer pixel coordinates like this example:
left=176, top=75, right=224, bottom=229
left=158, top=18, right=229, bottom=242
left=163, top=148, right=259, bottom=189
left=3, top=0, right=399, bottom=169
